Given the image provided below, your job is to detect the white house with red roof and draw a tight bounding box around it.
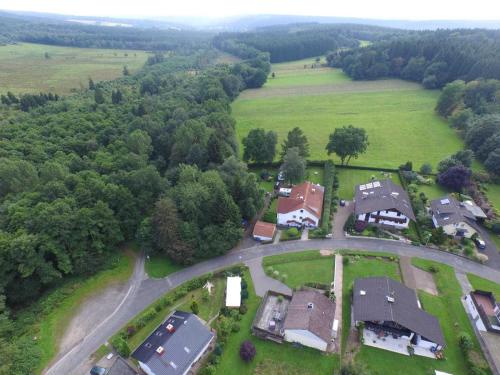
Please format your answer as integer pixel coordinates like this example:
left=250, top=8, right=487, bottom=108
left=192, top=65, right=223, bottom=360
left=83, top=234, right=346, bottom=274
left=277, top=181, right=324, bottom=228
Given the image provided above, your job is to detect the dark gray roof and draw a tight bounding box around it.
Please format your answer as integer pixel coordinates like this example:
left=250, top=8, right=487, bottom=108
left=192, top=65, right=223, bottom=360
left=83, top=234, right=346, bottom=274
left=430, top=195, right=476, bottom=227
left=283, top=290, right=335, bottom=343
left=131, top=311, right=214, bottom=375
left=107, top=357, right=138, bottom=375
left=354, top=179, right=415, bottom=221
left=353, top=277, right=445, bottom=346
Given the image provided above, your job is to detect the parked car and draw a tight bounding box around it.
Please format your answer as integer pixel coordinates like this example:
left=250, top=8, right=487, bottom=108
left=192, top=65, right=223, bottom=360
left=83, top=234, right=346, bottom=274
left=277, top=171, right=285, bottom=181
left=90, top=366, right=107, bottom=375
left=474, top=237, right=486, bottom=250
left=339, top=199, right=346, bottom=207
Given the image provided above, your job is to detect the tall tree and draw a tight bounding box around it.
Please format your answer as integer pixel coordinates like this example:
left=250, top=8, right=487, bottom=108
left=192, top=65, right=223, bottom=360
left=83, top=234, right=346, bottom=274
left=326, top=125, right=369, bottom=165
left=94, top=87, right=105, bottom=104
left=242, top=128, right=277, bottom=163
left=437, top=165, right=471, bottom=192
left=280, top=127, right=310, bottom=159
left=281, top=147, right=306, bottom=183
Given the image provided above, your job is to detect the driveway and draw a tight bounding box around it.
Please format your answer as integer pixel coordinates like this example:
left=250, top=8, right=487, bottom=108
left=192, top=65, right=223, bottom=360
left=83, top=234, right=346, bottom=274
left=333, top=201, right=353, bottom=239
left=474, top=225, right=500, bottom=269
left=45, top=238, right=500, bottom=375
left=245, top=257, right=292, bottom=297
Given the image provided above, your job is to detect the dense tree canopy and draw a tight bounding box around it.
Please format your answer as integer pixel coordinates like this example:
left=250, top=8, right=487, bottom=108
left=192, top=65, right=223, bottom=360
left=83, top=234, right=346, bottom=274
left=326, top=125, right=369, bottom=165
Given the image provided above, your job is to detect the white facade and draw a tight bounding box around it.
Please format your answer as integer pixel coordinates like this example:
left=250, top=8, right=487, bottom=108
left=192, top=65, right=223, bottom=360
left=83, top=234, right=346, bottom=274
left=277, top=208, right=319, bottom=228
left=253, top=233, right=273, bottom=242
left=284, top=329, right=328, bottom=351
left=357, top=209, right=409, bottom=229
left=226, top=276, right=241, bottom=307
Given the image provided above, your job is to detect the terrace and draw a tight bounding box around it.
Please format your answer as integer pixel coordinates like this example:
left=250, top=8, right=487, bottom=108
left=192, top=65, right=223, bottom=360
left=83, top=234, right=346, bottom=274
left=252, top=291, right=292, bottom=342
left=363, top=329, right=436, bottom=359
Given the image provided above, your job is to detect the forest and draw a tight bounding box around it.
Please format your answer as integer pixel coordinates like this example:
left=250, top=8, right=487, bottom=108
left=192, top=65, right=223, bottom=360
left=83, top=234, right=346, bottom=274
left=0, top=34, right=271, bottom=371
left=213, top=23, right=402, bottom=62
left=328, top=29, right=500, bottom=87
left=0, top=14, right=211, bottom=51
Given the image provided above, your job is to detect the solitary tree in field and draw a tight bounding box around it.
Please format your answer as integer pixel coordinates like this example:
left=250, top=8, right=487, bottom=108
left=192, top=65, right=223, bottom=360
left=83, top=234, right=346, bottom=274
left=280, top=127, right=309, bottom=159
left=88, top=77, right=95, bottom=90
left=282, top=147, right=306, bottom=183
left=123, top=65, right=130, bottom=76
left=326, top=125, right=369, bottom=165
left=239, top=341, right=256, bottom=362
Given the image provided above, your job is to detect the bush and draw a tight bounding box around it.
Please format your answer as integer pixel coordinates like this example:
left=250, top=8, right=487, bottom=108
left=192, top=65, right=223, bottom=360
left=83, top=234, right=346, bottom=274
left=241, top=279, right=248, bottom=290
left=343, top=257, right=350, bottom=266
left=420, top=163, right=433, bottom=175
left=126, top=325, right=136, bottom=338
left=241, top=289, right=249, bottom=300
left=190, top=300, right=199, bottom=315
left=354, top=220, right=368, bottom=232
left=286, top=227, right=299, bottom=237
left=239, top=340, right=256, bottom=362
left=491, top=222, right=500, bottom=234
left=458, top=332, right=473, bottom=352
left=200, top=365, right=217, bottom=375
left=111, top=336, right=131, bottom=358
left=232, top=322, right=241, bottom=332
left=239, top=304, right=248, bottom=315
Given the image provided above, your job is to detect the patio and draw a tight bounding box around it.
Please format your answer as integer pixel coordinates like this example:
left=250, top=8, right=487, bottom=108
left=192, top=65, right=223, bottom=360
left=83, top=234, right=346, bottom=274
left=363, top=329, right=436, bottom=359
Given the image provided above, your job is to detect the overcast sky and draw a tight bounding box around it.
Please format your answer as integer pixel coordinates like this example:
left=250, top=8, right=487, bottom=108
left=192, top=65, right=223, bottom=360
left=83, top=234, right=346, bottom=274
left=1, top=0, right=499, bottom=20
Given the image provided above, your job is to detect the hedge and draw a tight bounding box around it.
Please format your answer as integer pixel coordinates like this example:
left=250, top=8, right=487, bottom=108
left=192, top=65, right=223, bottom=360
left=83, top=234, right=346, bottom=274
left=321, top=160, right=336, bottom=232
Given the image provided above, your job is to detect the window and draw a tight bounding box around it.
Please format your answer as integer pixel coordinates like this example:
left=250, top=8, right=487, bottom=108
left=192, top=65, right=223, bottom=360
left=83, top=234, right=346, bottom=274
left=397, top=212, right=401, bottom=217
left=293, top=215, right=296, bottom=219
left=300, top=209, right=304, bottom=213
left=299, top=216, right=303, bottom=220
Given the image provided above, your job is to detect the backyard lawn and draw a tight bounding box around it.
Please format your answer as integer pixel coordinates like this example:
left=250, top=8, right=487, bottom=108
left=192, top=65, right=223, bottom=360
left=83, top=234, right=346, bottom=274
left=251, top=166, right=325, bottom=193
left=144, top=254, right=183, bottom=278
left=178, top=277, right=226, bottom=322
left=262, top=250, right=334, bottom=289
left=336, top=168, right=401, bottom=200
left=467, top=274, right=500, bottom=299
left=215, top=269, right=340, bottom=374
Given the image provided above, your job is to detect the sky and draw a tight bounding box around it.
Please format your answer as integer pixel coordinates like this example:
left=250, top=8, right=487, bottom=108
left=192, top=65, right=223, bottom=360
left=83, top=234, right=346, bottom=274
left=0, top=0, right=499, bottom=20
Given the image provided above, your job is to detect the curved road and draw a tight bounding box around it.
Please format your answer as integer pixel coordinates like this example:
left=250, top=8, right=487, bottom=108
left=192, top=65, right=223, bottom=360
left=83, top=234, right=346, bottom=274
left=47, top=238, right=500, bottom=375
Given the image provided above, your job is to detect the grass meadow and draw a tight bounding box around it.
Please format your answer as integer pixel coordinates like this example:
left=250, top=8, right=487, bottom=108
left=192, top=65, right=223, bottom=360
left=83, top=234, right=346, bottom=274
left=0, top=43, right=148, bottom=94
left=233, top=59, right=466, bottom=169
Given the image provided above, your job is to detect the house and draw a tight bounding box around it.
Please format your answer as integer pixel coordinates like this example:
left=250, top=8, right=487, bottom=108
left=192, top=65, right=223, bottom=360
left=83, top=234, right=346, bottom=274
left=354, top=179, right=415, bottom=229
left=283, top=290, right=336, bottom=351
left=277, top=181, right=324, bottom=228
left=131, top=311, right=214, bottom=375
left=226, top=276, right=241, bottom=308
left=252, top=290, right=336, bottom=352
left=465, top=290, right=500, bottom=334
left=430, top=195, right=485, bottom=238
left=253, top=220, right=276, bottom=242
left=353, top=277, right=445, bottom=357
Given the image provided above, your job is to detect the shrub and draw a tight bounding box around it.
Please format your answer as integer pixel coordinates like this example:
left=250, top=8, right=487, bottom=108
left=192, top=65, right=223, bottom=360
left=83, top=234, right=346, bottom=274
left=200, top=365, right=217, bottom=375
left=232, top=322, right=241, bottom=332
left=343, top=257, right=350, bottom=266
left=239, top=304, right=248, bottom=315
left=214, top=343, right=223, bottom=356
left=354, top=220, right=368, bottom=232
left=458, top=332, right=473, bottom=352
left=286, top=227, right=299, bottom=237
left=111, top=336, right=131, bottom=358
left=420, top=163, right=433, bottom=175
left=491, top=222, right=500, bottom=234
left=239, top=340, right=256, bottom=362
left=190, top=300, right=199, bottom=315
left=407, top=345, right=415, bottom=356
left=241, top=289, right=249, bottom=300
left=344, top=214, right=355, bottom=232
left=126, top=325, right=136, bottom=338
left=241, top=278, right=248, bottom=290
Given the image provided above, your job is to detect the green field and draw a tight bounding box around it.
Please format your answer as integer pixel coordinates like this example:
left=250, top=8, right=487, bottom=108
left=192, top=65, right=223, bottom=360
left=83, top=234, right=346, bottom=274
left=263, top=250, right=334, bottom=289
left=485, top=183, right=500, bottom=214
left=0, top=43, right=148, bottom=94
left=233, top=60, right=466, bottom=169
left=336, top=168, right=401, bottom=200
left=144, top=254, right=183, bottom=278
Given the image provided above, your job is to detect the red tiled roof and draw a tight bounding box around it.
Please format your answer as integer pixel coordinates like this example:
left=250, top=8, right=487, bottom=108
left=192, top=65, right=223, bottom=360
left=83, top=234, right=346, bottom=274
left=253, top=221, right=276, bottom=238
left=277, top=181, right=324, bottom=218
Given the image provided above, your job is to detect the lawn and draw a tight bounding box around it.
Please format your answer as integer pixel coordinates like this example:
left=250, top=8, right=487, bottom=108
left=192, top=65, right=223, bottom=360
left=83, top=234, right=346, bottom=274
left=233, top=62, right=466, bottom=169
left=250, top=166, right=325, bottom=193
left=35, top=250, right=135, bottom=373
left=0, top=43, right=148, bottom=94
left=341, top=254, right=402, bottom=352
left=408, top=259, right=490, bottom=375
left=485, top=183, right=500, bottom=213
left=336, top=168, right=401, bottom=200
left=262, top=250, right=334, bottom=289
left=467, top=274, right=500, bottom=299
left=215, top=269, right=340, bottom=374
left=178, top=277, right=226, bottom=322
left=417, top=181, right=449, bottom=200
left=145, top=254, right=183, bottom=278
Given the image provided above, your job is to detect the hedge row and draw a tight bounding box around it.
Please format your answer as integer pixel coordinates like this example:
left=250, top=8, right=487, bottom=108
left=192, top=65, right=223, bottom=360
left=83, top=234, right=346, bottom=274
left=321, top=160, right=336, bottom=231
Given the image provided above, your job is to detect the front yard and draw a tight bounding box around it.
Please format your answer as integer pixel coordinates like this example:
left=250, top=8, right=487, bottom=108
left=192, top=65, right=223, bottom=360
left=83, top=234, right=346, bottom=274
left=262, top=250, right=334, bottom=289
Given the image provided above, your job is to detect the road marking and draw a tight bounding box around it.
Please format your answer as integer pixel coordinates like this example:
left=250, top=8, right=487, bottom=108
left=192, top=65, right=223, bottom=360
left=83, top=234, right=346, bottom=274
left=166, top=277, right=173, bottom=287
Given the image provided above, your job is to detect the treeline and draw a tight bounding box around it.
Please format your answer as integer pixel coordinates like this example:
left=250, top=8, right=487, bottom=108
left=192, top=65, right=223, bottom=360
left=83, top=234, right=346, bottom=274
left=214, top=23, right=400, bottom=63
left=329, top=29, right=500, bottom=88
left=0, top=49, right=268, bottom=372
left=1, top=91, right=60, bottom=111
left=0, top=14, right=211, bottom=51
left=436, top=79, right=500, bottom=175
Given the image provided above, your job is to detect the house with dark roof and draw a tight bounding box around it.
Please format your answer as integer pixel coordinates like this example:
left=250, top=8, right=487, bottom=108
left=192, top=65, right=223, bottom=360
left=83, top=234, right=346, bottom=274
left=430, top=195, right=485, bottom=238
left=107, top=357, right=138, bottom=375
left=277, top=181, right=324, bottom=228
left=131, top=311, right=214, bottom=375
left=251, top=290, right=336, bottom=352
left=354, top=179, right=415, bottom=229
left=353, top=277, right=445, bottom=357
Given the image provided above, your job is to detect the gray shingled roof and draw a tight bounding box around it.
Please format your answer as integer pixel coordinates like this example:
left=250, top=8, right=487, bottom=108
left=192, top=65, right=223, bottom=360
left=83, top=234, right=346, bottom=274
left=132, top=311, right=214, bottom=375
left=353, top=277, right=445, bottom=346
left=283, top=290, right=335, bottom=343
left=354, top=179, right=415, bottom=221
left=430, top=195, right=476, bottom=227
left=107, top=357, right=138, bottom=375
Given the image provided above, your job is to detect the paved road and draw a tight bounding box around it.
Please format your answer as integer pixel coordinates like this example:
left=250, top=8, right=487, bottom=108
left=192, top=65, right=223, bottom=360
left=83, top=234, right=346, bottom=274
left=46, top=238, right=500, bottom=375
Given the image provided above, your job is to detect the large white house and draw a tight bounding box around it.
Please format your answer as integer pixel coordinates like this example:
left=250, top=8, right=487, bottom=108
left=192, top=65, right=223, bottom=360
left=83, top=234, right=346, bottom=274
left=277, top=181, right=324, bottom=228
left=354, top=179, right=415, bottom=229
left=430, top=195, right=486, bottom=238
